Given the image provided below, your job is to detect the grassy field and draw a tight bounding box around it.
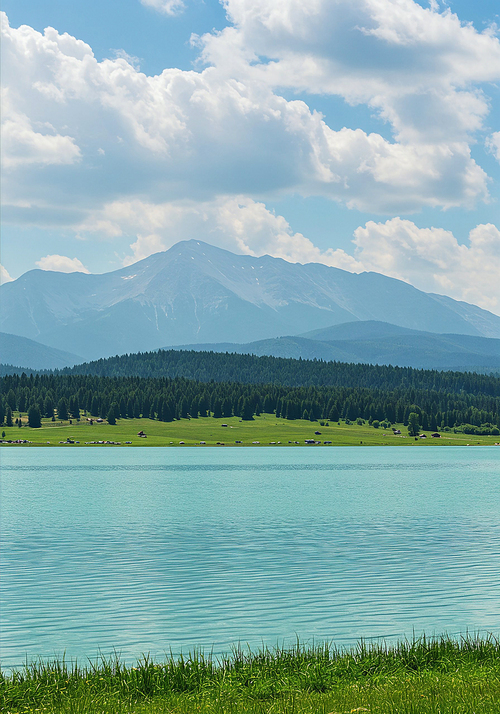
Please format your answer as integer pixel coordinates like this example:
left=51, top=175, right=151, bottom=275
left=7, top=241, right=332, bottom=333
left=2, top=636, right=500, bottom=713
left=1, top=414, right=499, bottom=447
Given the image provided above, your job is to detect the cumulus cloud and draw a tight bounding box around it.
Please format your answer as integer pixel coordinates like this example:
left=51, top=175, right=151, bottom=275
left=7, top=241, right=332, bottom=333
left=0, top=264, right=13, bottom=284
left=110, top=49, right=141, bottom=71
left=2, top=3, right=500, bottom=313
left=35, top=255, right=90, bottom=273
left=78, top=196, right=363, bottom=271
left=486, top=132, right=500, bottom=162
left=202, top=0, right=500, bottom=144
left=2, top=93, right=81, bottom=169
left=140, top=0, right=185, bottom=16
left=352, top=218, right=500, bottom=312
left=0, top=7, right=492, bottom=227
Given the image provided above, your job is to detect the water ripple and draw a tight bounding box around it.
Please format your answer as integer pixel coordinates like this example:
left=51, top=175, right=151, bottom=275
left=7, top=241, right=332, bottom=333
left=1, top=447, right=500, bottom=671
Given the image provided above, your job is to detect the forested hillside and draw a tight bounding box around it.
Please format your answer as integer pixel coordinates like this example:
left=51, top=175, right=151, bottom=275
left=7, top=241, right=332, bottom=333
left=62, top=348, right=500, bottom=396
left=2, top=364, right=500, bottom=435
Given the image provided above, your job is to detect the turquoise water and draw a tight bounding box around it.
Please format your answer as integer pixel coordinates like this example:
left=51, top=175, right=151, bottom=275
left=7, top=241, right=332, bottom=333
left=1, top=447, right=500, bottom=670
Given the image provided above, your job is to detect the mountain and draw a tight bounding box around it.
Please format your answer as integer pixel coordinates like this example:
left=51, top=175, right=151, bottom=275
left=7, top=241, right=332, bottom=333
left=166, top=321, right=500, bottom=372
left=2, top=240, right=500, bottom=363
left=0, top=332, right=82, bottom=370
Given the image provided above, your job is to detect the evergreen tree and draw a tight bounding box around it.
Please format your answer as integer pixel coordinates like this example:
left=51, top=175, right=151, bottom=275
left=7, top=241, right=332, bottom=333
left=69, top=395, right=79, bottom=419
left=90, top=395, right=100, bottom=416
left=222, top=398, right=232, bottom=418
left=28, top=405, right=42, bottom=428
left=179, top=398, right=189, bottom=419
left=17, top=390, right=26, bottom=413
left=241, top=398, right=254, bottom=421
left=421, top=411, right=429, bottom=431
left=275, top=398, right=282, bottom=419
left=119, top=396, right=127, bottom=419
left=107, top=403, right=117, bottom=425
left=57, top=398, right=68, bottom=421
left=328, top=404, right=339, bottom=422
left=6, top=389, right=16, bottom=412
left=6, top=406, right=13, bottom=427
left=263, top=394, right=274, bottom=413
left=212, top=399, right=223, bottom=419
left=190, top=397, right=199, bottom=418
left=127, top=397, right=135, bottom=419
left=134, top=398, right=141, bottom=419
left=408, top=412, right=420, bottom=437
left=43, top=395, right=54, bottom=419
left=199, top=392, right=209, bottom=418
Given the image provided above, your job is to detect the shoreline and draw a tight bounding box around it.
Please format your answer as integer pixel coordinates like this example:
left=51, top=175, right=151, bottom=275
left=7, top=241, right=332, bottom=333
left=2, top=636, right=499, bottom=714
left=1, top=414, right=500, bottom=447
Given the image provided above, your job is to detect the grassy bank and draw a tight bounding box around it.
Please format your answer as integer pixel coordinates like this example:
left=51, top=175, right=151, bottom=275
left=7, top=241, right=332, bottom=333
left=1, top=415, right=500, bottom=447
left=2, top=636, right=500, bottom=713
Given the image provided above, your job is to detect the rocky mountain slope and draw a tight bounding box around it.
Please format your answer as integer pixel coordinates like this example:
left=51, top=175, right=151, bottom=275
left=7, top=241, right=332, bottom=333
left=2, top=240, right=500, bottom=363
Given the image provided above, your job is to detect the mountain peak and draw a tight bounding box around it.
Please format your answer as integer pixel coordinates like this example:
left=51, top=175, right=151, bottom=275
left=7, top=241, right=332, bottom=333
left=2, top=239, right=500, bottom=363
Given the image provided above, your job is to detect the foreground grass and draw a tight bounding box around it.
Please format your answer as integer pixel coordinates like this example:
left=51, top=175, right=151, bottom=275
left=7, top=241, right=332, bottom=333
left=2, top=637, right=500, bottom=713
left=2, top=415, right=499, bottom=447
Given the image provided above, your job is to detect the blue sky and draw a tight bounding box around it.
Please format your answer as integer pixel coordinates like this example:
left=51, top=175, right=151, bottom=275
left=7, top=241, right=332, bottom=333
left=1, top=0, right=500, bottom=312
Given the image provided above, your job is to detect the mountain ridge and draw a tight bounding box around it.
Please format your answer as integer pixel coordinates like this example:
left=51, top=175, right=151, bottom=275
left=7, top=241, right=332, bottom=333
left=2, top=240, right=500, bottom=363
left=162, top=320, right=500, bottom=373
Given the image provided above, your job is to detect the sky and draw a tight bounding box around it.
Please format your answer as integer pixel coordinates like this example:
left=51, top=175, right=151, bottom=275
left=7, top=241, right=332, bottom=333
left=1, top=0, right=500, bottom=313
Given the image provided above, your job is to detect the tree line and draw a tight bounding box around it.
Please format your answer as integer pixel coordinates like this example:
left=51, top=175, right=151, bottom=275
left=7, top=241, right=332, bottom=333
left=1, top=362, right=500, bottom=434
left=58, top=349, right=500, bottom=397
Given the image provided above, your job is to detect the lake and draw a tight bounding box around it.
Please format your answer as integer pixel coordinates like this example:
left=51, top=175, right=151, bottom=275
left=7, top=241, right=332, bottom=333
left=1, top=447, right=500, bottom=671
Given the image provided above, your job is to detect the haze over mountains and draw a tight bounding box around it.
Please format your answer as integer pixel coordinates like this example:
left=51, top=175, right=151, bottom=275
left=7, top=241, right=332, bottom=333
left=1, top=240, right=500, bottom=372
left=0, top=333, right=81, bottom=371
left=171, top=322, right=500, bottom=374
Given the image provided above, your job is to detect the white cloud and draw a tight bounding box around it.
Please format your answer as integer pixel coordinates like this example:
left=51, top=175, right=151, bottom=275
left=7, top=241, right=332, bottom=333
left=486, top=132, right=500, bottom=162
left=140, top=0, right=185, bottom=16
left=352, top=218, right=500, bottom=312
left=2, top=3, right=500, bottom=314
left=80, top=196, right=364, bottom=271
left=110, top=49, right=141, bottom=71
left=1, top=92, right=81, bottom=169
left=35, top=255, right=90, bottom=273
left=124, top=233, right=167, bottom=265
left=0, top=7, right=492, bottom=225
left=0, top=264, right=13, bottom=284
left=203, top=0, right=500, bottom=144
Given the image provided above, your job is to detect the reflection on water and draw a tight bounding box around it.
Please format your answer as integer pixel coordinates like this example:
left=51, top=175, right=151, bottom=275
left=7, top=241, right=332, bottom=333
left=1, top=447, right=499, bottom=670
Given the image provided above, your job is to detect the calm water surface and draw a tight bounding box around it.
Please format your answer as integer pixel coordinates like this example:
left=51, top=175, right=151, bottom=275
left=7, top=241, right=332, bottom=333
left=1, top=447, right=500, bottom=670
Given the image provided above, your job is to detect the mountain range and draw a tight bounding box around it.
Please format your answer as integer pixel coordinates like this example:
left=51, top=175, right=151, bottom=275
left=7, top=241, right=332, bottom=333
left=170, top=321, right=500, bottom=373
left=1, top=239, right=500, bottom=370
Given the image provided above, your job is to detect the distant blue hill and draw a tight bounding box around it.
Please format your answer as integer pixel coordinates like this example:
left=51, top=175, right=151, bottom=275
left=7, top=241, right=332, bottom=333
left=165, top=320, right=500, bottom=373
left=0, top=332, right=81, bottom=371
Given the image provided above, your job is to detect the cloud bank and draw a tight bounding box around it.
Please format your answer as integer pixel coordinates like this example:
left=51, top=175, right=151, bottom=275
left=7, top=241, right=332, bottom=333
left=2, top=3, right=497, bottom=224
left=1, top=2, right=500, bottom=311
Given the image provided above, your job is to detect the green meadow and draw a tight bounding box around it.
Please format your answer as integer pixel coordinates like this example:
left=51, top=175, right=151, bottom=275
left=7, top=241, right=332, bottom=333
left=1, top=413, right=500, bottom=447
left=2, top=637, right=500, bottom=714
